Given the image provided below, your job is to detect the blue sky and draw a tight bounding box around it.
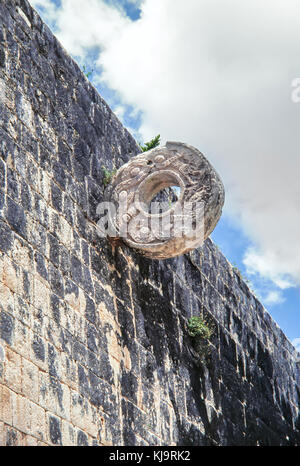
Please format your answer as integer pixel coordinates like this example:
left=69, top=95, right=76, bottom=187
left=29, top=0, right=300, bottom=350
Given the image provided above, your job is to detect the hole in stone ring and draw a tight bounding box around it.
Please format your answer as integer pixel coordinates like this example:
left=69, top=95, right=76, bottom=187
left=136, top=171, right=185, bottom=217
left=147, top=186, right=182, bottom=213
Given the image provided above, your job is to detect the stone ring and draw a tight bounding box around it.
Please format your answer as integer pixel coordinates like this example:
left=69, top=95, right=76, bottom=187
left=103, top=141, right=225, bottom=259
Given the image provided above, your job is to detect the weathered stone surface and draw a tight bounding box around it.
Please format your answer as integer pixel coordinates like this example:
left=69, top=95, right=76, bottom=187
left=0, top=0, right=299, bottom=447
left=105, top=141, right=225, bottom=259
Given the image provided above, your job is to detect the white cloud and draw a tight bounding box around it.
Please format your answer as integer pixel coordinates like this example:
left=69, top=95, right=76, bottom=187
left=243, top=247, right=295, bottom=290
left=292, top=338, right=300, bottom=353
left=263, top=290, right=285, bottom=306
left=56, top=0, right=130, bottom=57
left=29, top=0, right=300, bottom=288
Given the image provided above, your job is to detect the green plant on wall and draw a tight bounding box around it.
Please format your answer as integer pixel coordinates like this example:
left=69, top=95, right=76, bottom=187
left=187, top=315, right=215, bottom=364
left=140, top=134, right=161, bottom=152
left=82, top=65, right=94, bottom=79
left=102, top=166, right=116, bottom=187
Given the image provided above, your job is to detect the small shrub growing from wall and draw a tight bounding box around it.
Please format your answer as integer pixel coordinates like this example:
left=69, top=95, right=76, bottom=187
left=102, top=166, right=117, bottom=187
left=187, top=316, right=215, bottom=364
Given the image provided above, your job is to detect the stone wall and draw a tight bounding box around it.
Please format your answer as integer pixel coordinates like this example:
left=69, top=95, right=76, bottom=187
left=0, top=0, right=299, bottom=446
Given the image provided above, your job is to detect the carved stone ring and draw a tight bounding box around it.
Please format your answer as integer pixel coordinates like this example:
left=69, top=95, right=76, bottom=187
left=104, top=141, right=225, bottom=259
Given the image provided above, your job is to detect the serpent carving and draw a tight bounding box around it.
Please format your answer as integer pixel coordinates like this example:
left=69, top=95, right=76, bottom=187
left=101, top=141, right=225, bottom=259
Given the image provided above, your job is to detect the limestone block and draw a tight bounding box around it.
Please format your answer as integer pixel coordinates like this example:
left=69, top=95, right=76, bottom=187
left=3, top=349, right=21, bottom=393
left=0, top=385, right=13, bottom=425
left=22, top=358, right=39, bottom=402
